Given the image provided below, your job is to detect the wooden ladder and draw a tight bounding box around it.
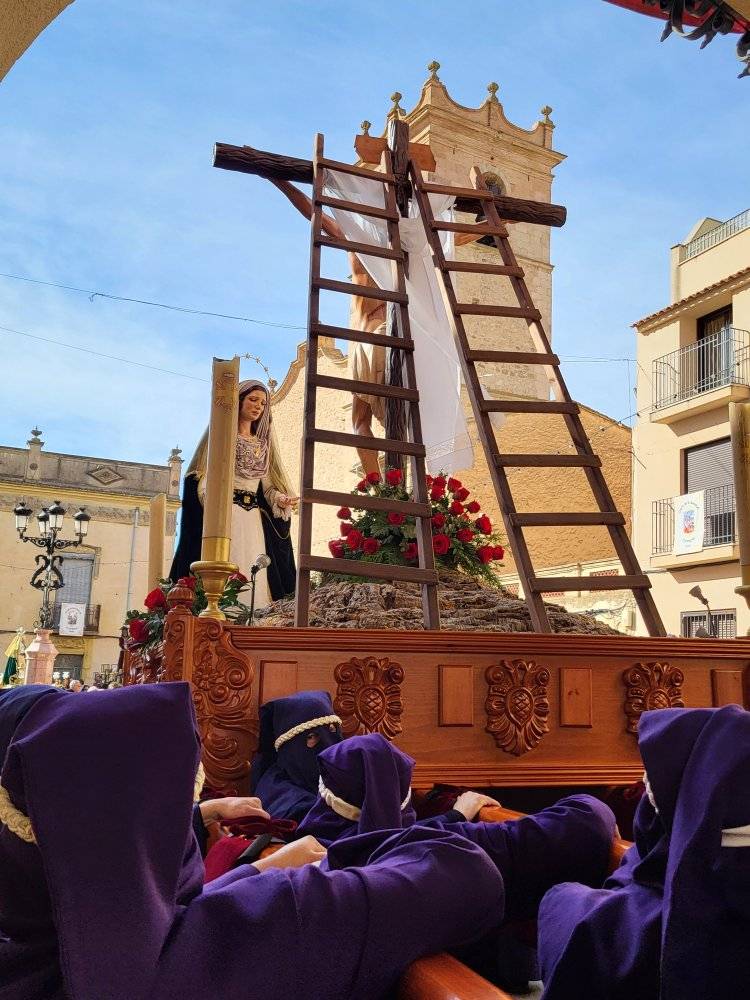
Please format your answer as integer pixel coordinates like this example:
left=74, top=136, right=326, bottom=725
left=409, top=162, right=666, bottom=637
left=295, top=134, right=440, bottom=628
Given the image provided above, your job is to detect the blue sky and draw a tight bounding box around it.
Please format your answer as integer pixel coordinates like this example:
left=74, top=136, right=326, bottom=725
left=0, top=0, right=747, bottom=469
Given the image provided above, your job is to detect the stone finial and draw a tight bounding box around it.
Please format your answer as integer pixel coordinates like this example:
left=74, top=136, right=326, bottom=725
left=267, top=376, right=278, bottom=395
left=169, top=446, right=182, bottom=462
left=487, top=81, right=500, bottom=102
left=427, top=60, right=441, bottom=81
left=28, top=427, right=43, bottom=446
left=360, top=120, right=371, bottom=136
left=389, top=92, right=404, bottom=118
left=540, top=105, right=554, bottom=126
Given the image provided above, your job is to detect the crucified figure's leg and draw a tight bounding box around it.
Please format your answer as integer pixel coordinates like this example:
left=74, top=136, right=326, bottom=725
left=352, top=395, right=381, bottom=476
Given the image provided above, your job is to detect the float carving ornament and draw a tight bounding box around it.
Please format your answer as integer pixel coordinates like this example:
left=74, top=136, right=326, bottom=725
left=334, top=656, right=404, bottom=740
left=623, top=661, right=684, bottom=735
left=485, top=659, right=550, bottom=756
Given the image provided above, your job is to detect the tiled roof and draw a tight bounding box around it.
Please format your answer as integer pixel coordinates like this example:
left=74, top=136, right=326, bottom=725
left=633, top=266, right=750, bottom=330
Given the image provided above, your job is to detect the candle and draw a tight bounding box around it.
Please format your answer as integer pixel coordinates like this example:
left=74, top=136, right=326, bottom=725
left=201, top=357, right=240, bottom=561
left=148, top=493, right=167, bottom=590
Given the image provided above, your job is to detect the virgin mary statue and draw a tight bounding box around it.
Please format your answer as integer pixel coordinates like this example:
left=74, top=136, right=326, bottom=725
left=170, top=379, right=296, bottom=607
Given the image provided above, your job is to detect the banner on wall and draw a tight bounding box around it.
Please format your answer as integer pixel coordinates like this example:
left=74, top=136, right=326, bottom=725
left=673, top=492, right=705, bottom=555
left=58, top=603, right=86, bottom=637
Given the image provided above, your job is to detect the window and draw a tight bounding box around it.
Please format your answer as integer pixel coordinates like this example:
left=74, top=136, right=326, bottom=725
left=55, top=553, right=94, bottom=606
left=55, top=654, right=84, bottom=680
left=681, top=609, right=736, bottom=639
left=684, top=438, right=735, bottom=546
left=696, top=306, right=733, bottom=392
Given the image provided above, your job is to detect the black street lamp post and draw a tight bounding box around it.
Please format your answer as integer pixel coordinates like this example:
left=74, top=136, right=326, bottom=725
left=14, top=500, right=91, bottom=629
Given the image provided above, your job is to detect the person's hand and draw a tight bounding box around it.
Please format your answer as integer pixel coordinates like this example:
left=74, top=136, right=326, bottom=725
left=453, top=791, right=501, bottom=821
left=251, top=835, right=327, bottom=872
left=276, top=493, right=299, bottom=512
left=199, top=796, right=269, bottom=825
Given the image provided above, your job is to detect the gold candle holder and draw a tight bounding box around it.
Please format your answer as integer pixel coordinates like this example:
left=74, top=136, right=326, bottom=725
left=192, top=356, right=240, bottom=620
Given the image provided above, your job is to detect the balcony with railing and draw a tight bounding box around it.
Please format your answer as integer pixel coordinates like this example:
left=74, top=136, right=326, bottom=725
left=51, top=603, right=101, bottom=634
left=679, top=209, right=750, bottom=262
left=651, top=327, right=750, bottom=417
left=652, top=484, right=736, bottom=560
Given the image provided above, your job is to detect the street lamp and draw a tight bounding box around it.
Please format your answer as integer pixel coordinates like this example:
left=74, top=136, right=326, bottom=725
left=249, top=553, right=272, bottom=625
left=688, top=584, right=715, bottom=637
left=14, top=499, right=91, bottom=629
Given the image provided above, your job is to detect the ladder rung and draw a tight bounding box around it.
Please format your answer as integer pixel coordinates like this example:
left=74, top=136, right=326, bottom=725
left=317, top=195, right=398, bottom=222
left=512, top=512, right=625, bottom=527
left=431, top=222, right=506, bottom=236
left=480, top=400, right=579, bottom=415
left=314, top=277, right=407, bottom=305
left=311, top=322, right=414, bottom=352
left=313, top=373, right=418, bottom=402
left=529, top=575, right=651, bottom=593
left=467, top=350, right=559, bottom=365
left=315, top=235, right=404, bottom=261
left=421, top=181, right=498, bottom=202
left=456, top=303, right=541, bottom=320
left=444, top=261, right=525, bottom=277
left=309, top=429, right=426, bottom=457
left=496, top=453, right=601, bottom=468
left=303, top=488, right=431, bottom=519
left=300, top=554, right=439, bottom=585
left=318, top=157, right=396, bottom=183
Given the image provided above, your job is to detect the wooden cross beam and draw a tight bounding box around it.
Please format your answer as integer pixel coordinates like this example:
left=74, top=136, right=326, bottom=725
left=213, top=142, right=567, bottom=228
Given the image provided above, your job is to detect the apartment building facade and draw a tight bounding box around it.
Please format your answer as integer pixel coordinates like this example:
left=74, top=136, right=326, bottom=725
left=633, top=209, right=750, bottom=637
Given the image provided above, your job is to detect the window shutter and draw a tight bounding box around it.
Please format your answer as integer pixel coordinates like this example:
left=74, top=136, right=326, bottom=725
left=56, top=554, right=94, bottom=605
left=685, top=438, right=733, bottom=493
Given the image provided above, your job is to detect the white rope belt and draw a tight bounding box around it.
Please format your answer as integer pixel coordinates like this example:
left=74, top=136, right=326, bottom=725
left=274, top=714, right=341, bottom=752
left=318, top=777, right=412, bottom=822
left=643, top=771, right=658, bottom=813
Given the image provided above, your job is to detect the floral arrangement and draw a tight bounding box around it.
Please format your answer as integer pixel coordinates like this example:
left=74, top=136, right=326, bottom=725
left=125, top=572, right=250, bottom=651
left=327, top=469, right=505, bottom=585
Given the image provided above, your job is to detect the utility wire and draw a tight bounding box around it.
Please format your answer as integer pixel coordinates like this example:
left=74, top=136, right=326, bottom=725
left=0, top=271, right=306, bottom=331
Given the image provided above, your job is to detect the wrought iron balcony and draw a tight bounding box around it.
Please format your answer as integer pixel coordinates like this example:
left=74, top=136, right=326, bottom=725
left=652, top=483, right=736, bottom=556
left=651, top=327, right=750, bottom=412
left=679, top=209, right=750, bottom=262
left=51, top=603, right=101, bottom=633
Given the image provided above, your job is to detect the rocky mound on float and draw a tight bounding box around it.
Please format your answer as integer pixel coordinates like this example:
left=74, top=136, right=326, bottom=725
left=255, top=570, right=622, bottom=634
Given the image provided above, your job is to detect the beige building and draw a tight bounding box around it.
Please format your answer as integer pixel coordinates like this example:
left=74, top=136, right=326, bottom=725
left=633, top=208, right=750, bottom=637
left=272, top=68, right=634, bottom=615
left=0, top=429, right=182, bottom=681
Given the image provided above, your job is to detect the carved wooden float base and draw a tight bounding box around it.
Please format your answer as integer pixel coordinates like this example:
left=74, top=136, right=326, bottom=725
left=125, top=617, right=750, bottom=796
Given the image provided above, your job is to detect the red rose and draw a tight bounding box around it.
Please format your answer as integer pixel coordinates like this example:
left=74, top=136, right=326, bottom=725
left=432, top=475, right=447, bottom=491
left=328, top=539, right=345, bottom=558
left=387, top=511, right=406, bottom=526
left=425, top=475, right=433, bottom=487
left=357, top=479, right=368, bottom=491
left=466, top=500, right=481, bottom=514
left=493, top=545, right=505, bottom=560
left=176, top=576, right=197, bottom=590
left=228, top=572, right=248, bottom=585
left=456, top=527, right=474, bottom=543
left=340, top=521, right=353, bottom=537
left=432, top=533, right=451, bottom=556
left=431, top=513, right=446, bottom=529
left=477, top=545, right=494, bottom=564
left=403, top=542, right=419, bottom=561
left=362, top=537, right=380, bottom=555
left=366, top=471, right=381, bottom=484
left=336, top=506, right=351, bottom=519
left=430, top=487, right=445, bottom=501
left=454, top=487, right=470, bottom=502
left=475, top=515, right=492, bottom=534
left=144, top=588, right=167, bottom=612
left=450, top=500, right=464, bottom=516
left=346, top=530, right=363, bottom=551
left=385, top=469, right=403, bottom=486
left=447, top=477, right=462, bottom=492
left=128, top=618, right=149, bottom=644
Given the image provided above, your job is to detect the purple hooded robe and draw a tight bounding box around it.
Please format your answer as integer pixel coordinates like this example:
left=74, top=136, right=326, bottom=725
left=250, top=690, right=343, bottom=822
left=537, top=705, right=750, bottom=1000
left=0, top=682, right=505, bottom=1000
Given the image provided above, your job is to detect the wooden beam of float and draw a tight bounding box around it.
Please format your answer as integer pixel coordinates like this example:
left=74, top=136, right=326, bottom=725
left=213, top=142, right=567, bottom=228
left=147, top=493, right=167, bottom=592
left=192, top=356, right=240, bottom=619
